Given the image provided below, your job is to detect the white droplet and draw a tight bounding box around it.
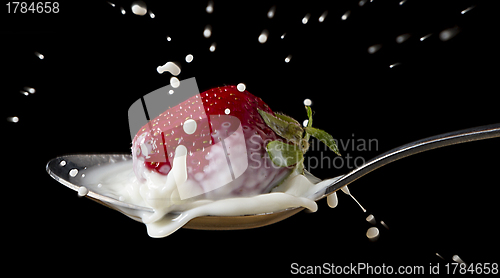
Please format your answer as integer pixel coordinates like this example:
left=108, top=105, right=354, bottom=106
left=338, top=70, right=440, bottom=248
left=69, top=169, right=79, bottom=177
left=303, top=98, right=312, bottom=106
left=436, top=253, right=445, bottom=260
left=131, top=1, right=147, bottom=16
left=258, top=30, right=269, bottom=44
left=203, top=25, right=212, bottom=38
left=302, top=119, right=309, bottom=127
left=284, top=55, right=292, bottom=63
left=183, top=119, right=197, bottom=135
left=237, top=83, right=246, bottom=92
left=59, top=160, right=66, bottom=166
left=340, top=185, right=366, bottom=212
left=302, top=13, right=310, bottom=24
left=389, top=62, right=401, bottom=68
left=267, top=6, right=276, bottom=18
left=366, top=214, right=376, bottom=224
left=396, top=33, right=410, bottom=44
left=368, top=44, right=382, bottom=54
left=439, top=26, right=460, bottom=41
left=224, top=108, right=230, bottom=115
left=341, top=10, right=350, bottom=20
left=318, top=11, right=328, bottom=22
left=166, top=36, right=172, bottom=41
left=327, top=192, right=338, bottom=208
left=7, top=116, right=19, bottom=123
left=120, top=7, right=126, bottom=14
left=20, top=91, right=29, bottom=96
left=380, top=220, right=389, bottom=229
left=209, top=43, right=216, bottom=52
left=359, top=0, right=367, bottom=7
left=157, top=61, right=181, bottom=76
left=168, top=90, right=174, bottom=95
left=107, top=2, right=115, bottom=7
left=366, top=227, right=380, bottom=242
left=185, top=54, right=194, bottom=63
left=149, top=10, right=155, bottom=18
left=170, top=77, right=180, bottom=88
left=206, top=1, right=214, bottom=13
left=452, top=255, right=466, bottom=265
left=461, top=6, right=475, bottom=15
left=25, top=87, right=35, bottom=93
left=281, top=33, right=286, bottom=39
left=78, top=186, right=89, bottom=197
left=420, top=33, right=432, bottom=41
left=399, top=0, right=407, bottom=5
left=35, top=52, right=44, bottom=59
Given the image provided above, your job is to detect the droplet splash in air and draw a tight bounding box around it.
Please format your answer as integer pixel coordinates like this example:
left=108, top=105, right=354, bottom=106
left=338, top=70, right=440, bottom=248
left=267, top=6, right=276, bottom=19
left=258, top=30, right=269, bottom=44
left=148, top=10, right=155, bottom=18
left=303, top=98, right=312, bottom=106
left=281, top=33, right=286, bottom=39
left=284, top=55, right=292, bottom=63
left=209, top=42, right=216, bottom=52
left=368, top=44, right=382, bottom=54
left=399, top=0, right=407, bottom=6
left=318, top=11, right=328, bottom=22
left=340, top=185, right=366, bottom=212
left=237, top=83, right=246, bottom=92
left=358, top=0, right=368, bottom=7
left=20, top=90, right=29, bottom=96
left=439, top=26, right=460, bottom=41
left=157, top=62, right=181, bottom=76
left=185, top=54, right=194, bottom=63
left=366, top=227, right=380, bottom=242
left=302, top=13, right=310, bottom=24
left=303, top=119, right=309, bottom=127
left=420, top=33, right=432, bottom=41
left=341, top=11, right=350, bottom=21
left=78, top=186, right=89, bottom=197
left=435, top=253, right=445, bottom=260
left=59, top=160, right=66, bottom=166
left=120, top=7, right=126, bottom=14
left=69, top=169, right=79, bottom=177
left=380, top=220, right=389, bottom=229
left=131, top=1, right=147, bottom=16
left=25, top=87, right=35, bottom=94
left=7, top=116, right=19, bottom=123
left=169, top=90, right=174, bottom=95
left=170, top=77, right=180, bottom=88
left=35, top=52, right=44, bottom=59
left=107, top=2, right=115, bottom=7
left=224, top=108, right=230, bottom=115
left=166, top=36, right=172, bottom=41
left=203, top=25, right=212, bottom=38
left=206, top=1, right=214, bottom=14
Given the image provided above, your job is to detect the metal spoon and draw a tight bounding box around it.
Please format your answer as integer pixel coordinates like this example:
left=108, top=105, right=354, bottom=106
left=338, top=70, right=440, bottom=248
left=46, top=123, right=500, bottom=230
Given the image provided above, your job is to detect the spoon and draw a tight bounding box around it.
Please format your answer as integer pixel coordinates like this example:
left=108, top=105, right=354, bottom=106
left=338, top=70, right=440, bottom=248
left=46, top=123, right=500, bottom=230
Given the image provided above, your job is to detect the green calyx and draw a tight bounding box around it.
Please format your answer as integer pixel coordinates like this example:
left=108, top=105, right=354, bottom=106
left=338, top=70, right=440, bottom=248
left=257, top=106, right=341, bottom=170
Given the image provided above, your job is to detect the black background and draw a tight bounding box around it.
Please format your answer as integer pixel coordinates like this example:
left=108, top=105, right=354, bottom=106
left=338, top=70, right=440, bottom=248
left=3, top=0, right=499, bottom=275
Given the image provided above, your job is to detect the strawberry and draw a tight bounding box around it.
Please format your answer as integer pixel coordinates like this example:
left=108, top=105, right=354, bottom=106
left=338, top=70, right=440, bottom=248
left=131, top=84, right=340, bottom=201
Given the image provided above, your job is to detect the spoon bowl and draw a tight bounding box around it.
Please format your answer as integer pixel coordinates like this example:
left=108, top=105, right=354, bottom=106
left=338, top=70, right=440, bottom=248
left=46, top=123, right=500, bottom=230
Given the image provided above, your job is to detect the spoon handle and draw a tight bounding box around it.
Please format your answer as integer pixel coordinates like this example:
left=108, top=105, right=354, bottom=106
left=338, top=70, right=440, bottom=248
left=322, top=123, right=500, bottom=197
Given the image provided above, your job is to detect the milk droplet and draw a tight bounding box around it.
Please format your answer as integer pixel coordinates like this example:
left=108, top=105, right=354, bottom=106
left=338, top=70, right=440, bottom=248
left=170, top=77, right=180, bottom=88
left=461, top=6, right=475, bottom=15
left=302, top=13, right=310, bottom=24
left=166, top=36, right=172, bottom=41
left=206, top=1, right=214, bottom=13
left=183, top=119, right=197, bottom=135
left=368, top=44, right=382, bottom=54
left=284, top=55, right=292, bottom=63
left=157, top=62, right=181, bottom=76
left=25, top=87, right=35, bottom=94
left=366, top=214, right=376, bottom=224
left=303, top=98, right=312, bottom=106
left=380, top=220, right=389, bottom=229
left=7, top=116, right=19, bottom=123
left=439, top=26, right=460, bottom=41
left=148, top=10, right=155, bottom=18
left=237, top=83, right=246, bottom=92
left=318, top=11, right=328, bottom=22
left=59, top=160, right=66, bottom=166
left=120, top=7, right=126, bottom=14
left=209, top=43, right=216, bottom=52
left=258, top=30, right=269, bottom=44
left=78, top=186, right=89, bottom=197
left=340, top=185, right=366, bottom=212
left=69, top=169, right=79, bottom=177
left=35, top=52, right=44, bottom=59
left=452, top=255, right=466, bottom=265
left=341, top=10, right=350, bottom=20
left=267, top=6, right=276, bottom=18
left=203, top=25, right=212, bottom=38
left=389, top=62, right=401, bottom=68
left=131, top=1, right=147, bottom=16
left=185, top=54, right=194, bottom=63
left=224, top=108, right=230, bottom=115
left=303, top=119, right=309, bottom=127
left=327, top=192, right=338, bottom=208
left=396, top=33, right=410, bottom=44
left=420, top=33, right=432, bottom=41
left=366, top=227, right=380, bottom=242
left=169, top=90, right=174, bottom=95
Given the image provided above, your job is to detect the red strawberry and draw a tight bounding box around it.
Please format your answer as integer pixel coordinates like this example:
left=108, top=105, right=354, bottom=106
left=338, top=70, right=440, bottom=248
left=131, top=85, right=294, bottom=200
